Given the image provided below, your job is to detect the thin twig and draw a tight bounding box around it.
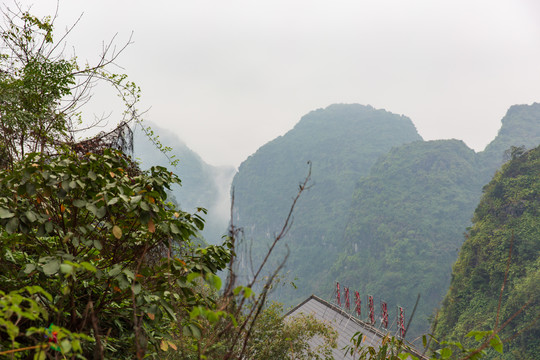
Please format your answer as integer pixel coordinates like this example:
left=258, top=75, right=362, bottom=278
left=249, top=161, right=311, bottom=287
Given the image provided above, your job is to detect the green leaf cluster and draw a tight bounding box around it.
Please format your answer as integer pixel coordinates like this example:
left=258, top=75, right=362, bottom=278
left=0, top=148, right=233, bottom=358
left=0, top=10, right=77, bottom=167
left=0, top=286, right=92, bottom=358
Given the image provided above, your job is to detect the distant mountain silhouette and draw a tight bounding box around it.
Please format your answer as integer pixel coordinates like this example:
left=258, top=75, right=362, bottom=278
left=479, top=102, right=540, bottom=179
left=231, top=104, right=422, bottom=306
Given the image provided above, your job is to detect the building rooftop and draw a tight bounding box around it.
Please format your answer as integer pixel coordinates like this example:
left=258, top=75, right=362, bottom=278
left=284, top=295, right=427, bottom=359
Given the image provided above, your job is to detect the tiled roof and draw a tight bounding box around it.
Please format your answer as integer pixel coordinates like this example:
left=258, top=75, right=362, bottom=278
left=284, top=295, right=427, bottom=360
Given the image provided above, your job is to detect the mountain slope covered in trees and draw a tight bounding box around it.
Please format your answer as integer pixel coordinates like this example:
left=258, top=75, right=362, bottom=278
left=232, top=104, right=423, bottom=305
left=434, top=145, right=540, bottom=359
left=479, top=103, right=540, bottom=180
left=332, top=139, right=486, bottom=338
left=326, top=103, right=540, bottom=340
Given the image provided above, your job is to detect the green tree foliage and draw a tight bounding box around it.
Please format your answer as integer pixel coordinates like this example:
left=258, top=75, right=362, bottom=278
left=232, top=104, right=422, bottom=306
left=0, top=6, right=141, bottom=170
left=0, top=286, right=93, bottom=358
left=0, top=12, right=72, bottom=167
left=171, top=302, right=338, bottom=360
left=433, top=145, right=540, bottom=359
left=245, top=302, right=338, bottom=360
left=0, top=149, right=231, bottom=358
left=0, top=6, right=231, bottom=358
left=344, top=330, right=504, bottom=360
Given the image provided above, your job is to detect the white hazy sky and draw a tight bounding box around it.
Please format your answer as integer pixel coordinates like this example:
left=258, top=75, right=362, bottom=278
left=13, top=0, right=540, bottom=167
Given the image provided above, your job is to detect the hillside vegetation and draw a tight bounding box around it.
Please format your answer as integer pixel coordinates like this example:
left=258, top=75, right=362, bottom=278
left=333, top=139, right=486, bottom=338
left=479, top=103, right=540, bottom=180
left=433, top=145, right=540, bottom=359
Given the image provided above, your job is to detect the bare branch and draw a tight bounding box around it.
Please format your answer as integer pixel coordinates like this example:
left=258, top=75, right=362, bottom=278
left=249, top=161, right=312, bottom=287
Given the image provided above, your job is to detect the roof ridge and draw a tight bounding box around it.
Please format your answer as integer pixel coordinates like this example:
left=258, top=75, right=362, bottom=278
left=285, top=294, right=429, bottom=360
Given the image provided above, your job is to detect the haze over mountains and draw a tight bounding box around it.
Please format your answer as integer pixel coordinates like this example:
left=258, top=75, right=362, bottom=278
left=133, top=123, right=235, bottom=242
left=134, top=102, right=540, bottom=344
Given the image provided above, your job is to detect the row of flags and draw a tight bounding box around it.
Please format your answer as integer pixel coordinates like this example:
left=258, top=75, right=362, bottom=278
left=336, top=282, right=405, bottom=337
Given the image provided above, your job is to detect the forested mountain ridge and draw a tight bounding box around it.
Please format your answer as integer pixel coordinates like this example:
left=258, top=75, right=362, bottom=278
left=479, top=102, right=540, bottom=180
left=133, top=123, right=235, bottom=242
left=232, top=104, right=423, bottom=305
left=433, top=145, right=540, bottom=359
